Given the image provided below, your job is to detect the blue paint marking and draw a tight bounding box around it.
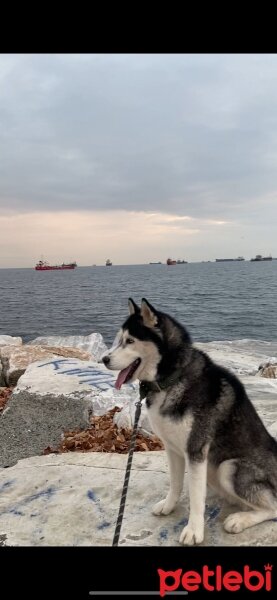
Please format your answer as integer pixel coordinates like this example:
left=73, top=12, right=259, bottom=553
left=23, top=486, right=56, bottom=504
left=9, top=509, right=24, bottom=516
left=159, top=528, right=168, bottom=541
left=97, top=521, right=111, bottom=530
left=87, top=490, right=96, bottom=501
left=0, top=486, right=56, bottom=517
left=38, top=359, right=76, bottom=370
left=206, top=505, right=221, bottom=522
left=37, top=359, right=135, bottom=390
left=0, top=480, right=15, bottom=494
left=173, top=518, right=188, bottom=533
left=87, top=489, right=111, bottom=531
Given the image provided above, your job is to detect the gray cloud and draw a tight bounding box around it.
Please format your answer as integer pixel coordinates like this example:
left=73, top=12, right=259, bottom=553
left=1, top=54, right=277, bottom=224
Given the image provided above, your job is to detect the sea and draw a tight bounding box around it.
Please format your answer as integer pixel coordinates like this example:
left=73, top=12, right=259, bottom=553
left=0, top=261, right=276, bottom=350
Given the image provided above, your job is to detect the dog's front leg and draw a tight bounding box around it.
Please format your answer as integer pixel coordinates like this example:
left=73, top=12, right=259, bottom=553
left=152, top=445, right=185, bottom=516
left=179, top=455, right=207, bottom=546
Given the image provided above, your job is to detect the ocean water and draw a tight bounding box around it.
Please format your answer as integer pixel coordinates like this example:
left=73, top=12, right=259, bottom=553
left=0, top=261, right=277, bottom=349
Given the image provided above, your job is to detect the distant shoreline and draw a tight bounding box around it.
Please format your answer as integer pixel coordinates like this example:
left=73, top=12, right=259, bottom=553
left=1, top=260, right=277, bottom=269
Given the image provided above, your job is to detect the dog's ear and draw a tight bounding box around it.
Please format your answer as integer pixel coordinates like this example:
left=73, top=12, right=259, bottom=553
left=128, top=298, right=140, bottom=315
left=141, top=298, right=159, bottom=328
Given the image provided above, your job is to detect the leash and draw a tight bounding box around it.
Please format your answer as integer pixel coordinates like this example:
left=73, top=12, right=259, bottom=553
left=112, top=373, right=183, bottom=545
left=112, top=397, right=143, bottom=546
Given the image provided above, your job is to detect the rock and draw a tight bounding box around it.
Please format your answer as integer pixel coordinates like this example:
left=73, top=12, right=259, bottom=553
left=0, top=451, right=275, bottom=546
left=0, top=335, right=22, bottom=347
left=0, top=345, right=93, bottom=386
left=0, top=389, right=94, bottom=468
left=258, top=362, right=277, bottom=378
left=0, top=358, right=138, bottom=467
left=28, top=333, right=108, bottom=362
left=240, top=375, right=277, bottom=431
left=38, top=345, right=93, bottom=361
left=14, top=357, right=138, bottom=410
left=113, top=399, right=153, bottom=436
left=195, top=340, right=277, bottom=376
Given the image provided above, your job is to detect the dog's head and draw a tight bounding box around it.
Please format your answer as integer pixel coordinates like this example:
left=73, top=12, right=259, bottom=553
left=102, top=298, right=191, bottom=388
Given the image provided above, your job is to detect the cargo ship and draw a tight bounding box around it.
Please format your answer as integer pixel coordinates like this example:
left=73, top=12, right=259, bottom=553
left=35, top=260, right=77, bottom=270
left=215, top=257, right=245, bottom=262
left=250, top=255, right=272, bottom=262
left=166, top=258, right=177, bottom=265
left=106, top=259, right=112, bottom=266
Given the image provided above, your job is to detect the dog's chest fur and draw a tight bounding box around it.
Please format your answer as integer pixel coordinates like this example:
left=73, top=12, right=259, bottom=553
left=146, top=390, right=194, bottom=457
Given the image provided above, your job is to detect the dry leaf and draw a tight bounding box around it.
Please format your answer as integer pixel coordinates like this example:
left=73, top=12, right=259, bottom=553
left=42, top=407, right=164, bottom=455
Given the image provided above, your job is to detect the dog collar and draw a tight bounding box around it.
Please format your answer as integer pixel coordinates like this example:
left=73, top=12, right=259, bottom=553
left=139, top=381, right=161, bottom=399
left=139, top=369, right=184, bottom=399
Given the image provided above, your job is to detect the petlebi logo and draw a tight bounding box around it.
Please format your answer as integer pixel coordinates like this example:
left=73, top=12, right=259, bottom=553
left=158, top=563, right=273, bottom=595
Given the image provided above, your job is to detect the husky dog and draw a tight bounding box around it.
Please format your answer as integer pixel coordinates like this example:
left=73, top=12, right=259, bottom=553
left=102, top=298, right=277, bottom=545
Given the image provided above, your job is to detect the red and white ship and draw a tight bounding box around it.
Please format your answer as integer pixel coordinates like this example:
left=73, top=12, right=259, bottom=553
left=35, top=260, right=77, bottom=271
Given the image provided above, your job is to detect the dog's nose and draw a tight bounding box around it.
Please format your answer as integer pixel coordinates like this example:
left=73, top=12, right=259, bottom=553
left=102, top=355, right=110, bottom=366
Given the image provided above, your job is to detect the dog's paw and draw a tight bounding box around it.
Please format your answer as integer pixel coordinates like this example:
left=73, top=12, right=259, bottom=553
left=223, top=512, right=247, bottom=534
left=179, top=524, right=204, bottom=546
left=152, top=499, right=176, bottom=516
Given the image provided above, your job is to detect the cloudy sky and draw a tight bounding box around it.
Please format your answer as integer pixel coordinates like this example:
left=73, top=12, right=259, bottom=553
left=1, top=53, right=277, bottom=267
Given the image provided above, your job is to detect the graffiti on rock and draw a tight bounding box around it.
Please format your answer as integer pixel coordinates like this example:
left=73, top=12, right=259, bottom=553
left=38, top=359, right=135, bottom=391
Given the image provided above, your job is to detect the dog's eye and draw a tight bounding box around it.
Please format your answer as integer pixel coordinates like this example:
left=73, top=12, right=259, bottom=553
left=126, top=338, right=134, bottom=344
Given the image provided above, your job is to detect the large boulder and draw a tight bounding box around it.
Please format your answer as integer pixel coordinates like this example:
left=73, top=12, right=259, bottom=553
left=0, top=358, right=138, bottom=468
left=0, top=389, right=94, bottom=468
left=13, top=357, right=138, bottom=411
left=195, top=340, right=277, bottom=376
left=0, top=451, right=275, bottom=547
left=28, top=333, right=107, bottom=362
left=0, top=335, right=22, bottom=347
left=0, top=344, right=92, bottom=386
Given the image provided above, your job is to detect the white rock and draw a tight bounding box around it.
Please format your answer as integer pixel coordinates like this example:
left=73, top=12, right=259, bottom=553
left=0, top=335, right=22, bottom=347
left=14, top=357, right=138, bottom=412
left=0, top=452, right=275, bottom=547
left=1, top=358, right=138, bottom=468
left=29, top=333, right=108, bottom=362
left=0, top=345, right=92, bottom=387
left=113, top=399, right=153, bottom=436
left=196, top=340, right=277, bottom=376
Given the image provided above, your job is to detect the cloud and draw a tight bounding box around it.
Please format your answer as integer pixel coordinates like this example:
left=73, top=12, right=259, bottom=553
left=0, top=54, right=277, bottom=265
left=0, top=54, right=277, bottom=224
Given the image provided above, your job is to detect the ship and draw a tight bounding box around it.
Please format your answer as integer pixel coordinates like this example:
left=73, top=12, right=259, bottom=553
left=106, top=259, right=112, bottom=266
left=149, top=261, right=162, bottom=264
left=35, top=260, right=77, bottom=270
left=166, top=258, right=177, bottom=265
left=176, top=259, right=188, bottom=264
left=250, top=255, right=272, bottom=262
left=215, top=257, right=245, bottom=262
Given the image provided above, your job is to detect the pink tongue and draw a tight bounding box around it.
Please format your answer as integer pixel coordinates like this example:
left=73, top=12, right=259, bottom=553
left=115, top=364, right=134, bottom=390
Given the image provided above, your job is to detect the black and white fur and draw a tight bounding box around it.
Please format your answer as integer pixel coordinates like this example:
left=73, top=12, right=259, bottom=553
left=102, top=298, right=277, bottom=545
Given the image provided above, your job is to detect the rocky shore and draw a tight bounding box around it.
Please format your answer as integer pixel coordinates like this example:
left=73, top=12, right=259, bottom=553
left=0, top=333, right=277, bottom=546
